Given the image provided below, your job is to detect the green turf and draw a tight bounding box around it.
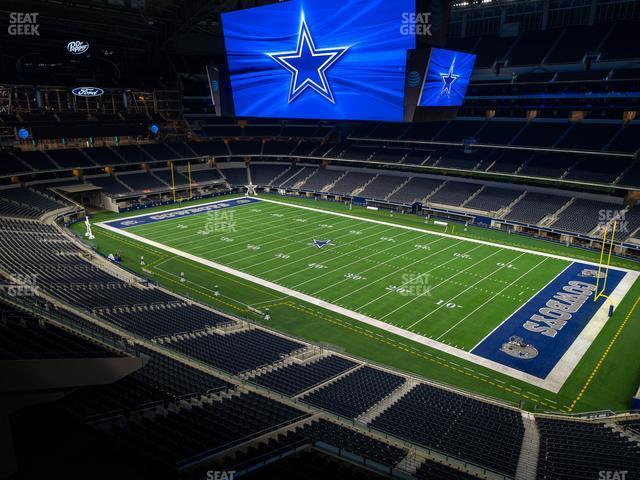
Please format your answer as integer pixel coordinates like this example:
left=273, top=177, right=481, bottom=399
left=125, top=198, right=570, bottom=351
left=71, top=193, right=640, bottom=413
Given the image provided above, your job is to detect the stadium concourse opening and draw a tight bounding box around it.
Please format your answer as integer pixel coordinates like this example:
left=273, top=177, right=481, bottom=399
left=1, top=0, right=640, bottom=479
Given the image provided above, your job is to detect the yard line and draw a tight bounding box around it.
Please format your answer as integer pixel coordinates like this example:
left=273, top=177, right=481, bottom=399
left=283, top=229, right=422, bottom=286
left=255, top=197, right=635, bottom=274
left=372, top=245, right=500, bottom=320
left=435, top=257, right=549, bottom=341
left=130, top=201, right=285, bottom=240
left=247, top=221, right=385, bottom=272
left=174, top=209, right=353, bottom=261
left=150, top=206, right=321, bottom=252
left=323, top=238, right=465, bottom=302
left=404, top=251, right=527, bottom=328
left=207, top=215, right=360, bottom=263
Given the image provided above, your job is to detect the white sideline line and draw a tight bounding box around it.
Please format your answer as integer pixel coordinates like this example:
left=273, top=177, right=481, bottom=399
left=254, top=197, right=635, bottom=274
left=438, top=257, right=550, bottom=341
left=96, top=197, right=640, bottom=393
left=407, top=251, right=527, bottom=328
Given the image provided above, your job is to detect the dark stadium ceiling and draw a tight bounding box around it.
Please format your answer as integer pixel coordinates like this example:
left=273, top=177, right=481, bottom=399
left=1, top=0, right=282, bottom=47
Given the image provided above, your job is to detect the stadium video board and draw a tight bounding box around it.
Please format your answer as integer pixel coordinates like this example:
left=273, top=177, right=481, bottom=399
left=221, top=0, right=416, bottom=121
left=418, top=47, right=476, bottom=107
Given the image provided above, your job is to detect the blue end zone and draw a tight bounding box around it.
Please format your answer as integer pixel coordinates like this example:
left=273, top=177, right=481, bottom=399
left=471, top=262, right=626, bottom=379
left=103, top=197, right=260, bottom=229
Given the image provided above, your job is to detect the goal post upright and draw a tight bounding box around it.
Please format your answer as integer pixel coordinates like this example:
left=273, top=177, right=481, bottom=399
left=170, top=161, right=177, bottom=203
left=188, top=161, right=193, bottom=200
left=594, top=220, right=617, bottom=309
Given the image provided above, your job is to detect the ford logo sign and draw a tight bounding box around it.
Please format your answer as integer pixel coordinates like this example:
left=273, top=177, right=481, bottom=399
left=67, top=40, right=89, bottom=54
left=72, top=87, right=104, bottom=97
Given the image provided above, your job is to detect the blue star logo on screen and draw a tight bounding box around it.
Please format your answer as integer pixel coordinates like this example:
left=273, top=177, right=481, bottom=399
left=440, top=58, right=460, bottom=98
left=267, top=12, right=349, bottom=104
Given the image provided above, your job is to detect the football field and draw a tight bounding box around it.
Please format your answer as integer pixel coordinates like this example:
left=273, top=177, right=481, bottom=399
left=98, top=196, right=637, bottom=392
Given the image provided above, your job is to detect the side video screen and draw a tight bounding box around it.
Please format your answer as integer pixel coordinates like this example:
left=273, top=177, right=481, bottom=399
left=418, top=47, right=476, bottom=107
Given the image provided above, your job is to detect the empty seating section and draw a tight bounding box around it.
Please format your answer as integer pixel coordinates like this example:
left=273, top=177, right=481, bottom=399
left=370, top=123, right=409, bottom=140
left=359, top=175, right=407, bottom=199
left=373, top=147, right=410, bottom=163
left=0, top=151, right=30, bottom=175
left=278, top=166, right=316, bottom=188
left=111, top=392, right=308, bottom=465
left=117, top=172, right=167, bottom=192
left=618, top=419, right=640, bottom=433
left=187, top=141, right=229, bottom=156
left=165, top=142, right=197, bottom=158
left=87, top=175, right=131, bottom=195
left=302, top=366, right=405, bottom=419
left=250, top=164, right=290, bottom=185
left=0, top=306, right=116, bottom=360
left=619, top=163, right=640, bottom=188
left=370, top=384, right=524, bottom=476
left=428, top=181, right=481, bottom=206
left=436, top=120, right=483, bottom=142
left=221, top=167, right=248, bottom=185
left=111, top=145, right=154, bottom=163
left=96, top=303, right=235, bottom=339
left=83, top=146, right=123, bottom=165
left=14, top=150, right=57, bottom=170
left=510, top=29, right=559, bottom=66
left=536, top=417, right=640, bottom=480
left=329, top=172, right=375, bottom=195
left=228, top=140, right=262, bottom=155
left=189, top=168, right=223, bottom=184
left=415, top=460, right=479, bottom=480
left=133, top=345, right=232, bottom=397
left=46, top=148, right=95, bottom=168
left=303, top=419, right=407, bottom=467
left=60, top=347, right=231, bottom=419
left=251, top=355, right=357, bottom=396
left=403, top=122, right=447, bottom=141
left=615, top=206, right=640, bottom=240
left=436, top=149, right=489, bottom=170
left=0, top=187, right=64, bottom=218
left=519, top=153, right=575, bottom=178
left=486, top=151, right=531, bottom=173
left=474, top=35, right=513, bottom=68
left=546, top=24, right=610, bottom=63
left=551, top=199, right=622, bottom=234
left=512, top=122, right=568, bottom=147
left=387, top=177, right=443, bottom=204
left=564, top=156, right=628, bottom=184
left=61, top=374, right=173, bottom=419
left=464, top=187, right=523, bottom=212
left=402, top=150, right=431, bottom=165
left=137, top=143, right=178, bottom=161
left=298, top=169, right=344, bottom=191
left=152, top=168, right=189, bottom=186
left=606, top=123, right=640, bottom=153
left=341, top=145, right=378, bottom=160
left=505, top=193, right=569, bottom=224
left=168, top=329, right=307, bottom=374
left=290, top=141, right=321, bottom=156
left=558, top=123, right=621, bottom=151
left=262, top=141, right=297, bottom=156
left=600, top=19, right=640, bottom=60
left=476, top=121, right=524, bottom=144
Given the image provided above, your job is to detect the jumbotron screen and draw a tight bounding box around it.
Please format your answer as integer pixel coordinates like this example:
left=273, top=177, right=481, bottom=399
left=221, top=0, right=415, bottom=121
left=418, top=47, right=476, bottom=107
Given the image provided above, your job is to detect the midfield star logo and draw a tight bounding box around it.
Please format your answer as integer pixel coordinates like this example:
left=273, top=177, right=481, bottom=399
left=439, top=57, right=459, bottom=98
left=267, top=12, right=349, bottom=104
